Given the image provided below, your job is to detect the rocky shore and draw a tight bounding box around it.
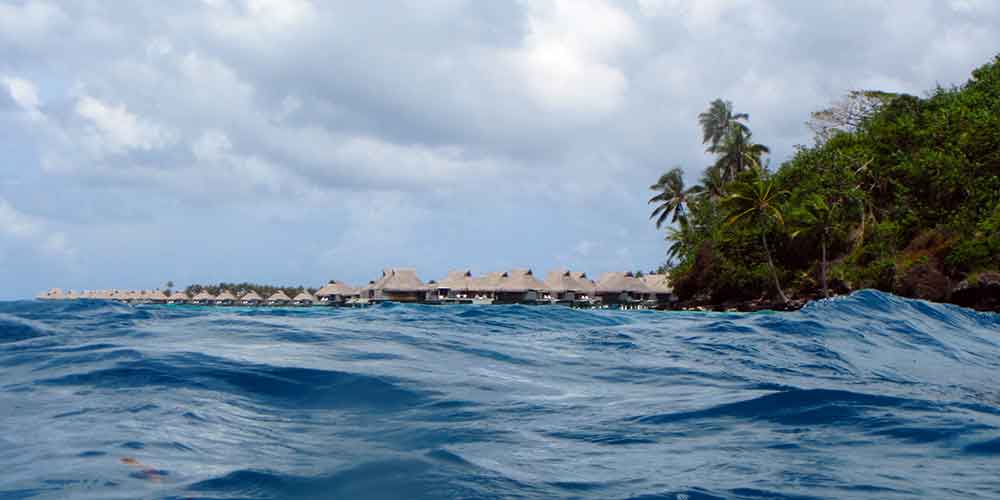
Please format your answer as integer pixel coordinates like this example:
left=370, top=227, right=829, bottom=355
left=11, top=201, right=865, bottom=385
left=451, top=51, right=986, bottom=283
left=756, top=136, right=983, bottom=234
left=668, top=271, right=1000, bottom=313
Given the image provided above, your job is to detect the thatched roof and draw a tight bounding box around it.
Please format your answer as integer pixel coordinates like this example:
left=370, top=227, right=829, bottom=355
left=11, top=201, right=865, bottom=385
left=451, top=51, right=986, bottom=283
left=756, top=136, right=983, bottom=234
left=373, top=268, right=426, bottom=292
left=293, top=292, right=317, bottom=303
left=316, top=281, right=357, bottom=297
left=37, top=288, right=63, bottom=299
left=470, top=271, right=507, bottom=292
left=544, top=270, right=580, bottom=293
left=596, top=272, right=653, bottom=294
left=192, top=291, right=215, bottom=301
left=169, top=291, right=189, bottom=300
left=569, top=272, right=596, bottom=293
left=240, top=291, right=263, bottom=301
left=268, top=291, right=291, bottom=301
left=434, top=270, right=475, bottom=290
left=216, top=290, right=237, bottom=301
left=498, top=269, right=545, bottom=292
left=147, top=290, right=169, bottom=301
left=640, top=274, right=673, bottom=294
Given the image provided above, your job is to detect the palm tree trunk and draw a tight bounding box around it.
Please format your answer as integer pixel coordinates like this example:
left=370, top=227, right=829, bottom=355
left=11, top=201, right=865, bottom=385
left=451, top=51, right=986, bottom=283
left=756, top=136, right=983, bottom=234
left=821, top=236, right=829, bottom=298
left=761, top=232, right=789, bottom=304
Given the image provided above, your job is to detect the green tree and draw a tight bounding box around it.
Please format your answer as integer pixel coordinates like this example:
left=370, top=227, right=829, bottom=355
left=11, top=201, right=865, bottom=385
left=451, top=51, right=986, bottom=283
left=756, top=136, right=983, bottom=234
left=790, top=195, right=842, bottom=298
left=713, top=127, right=770, bottom=181
left=649, top=167, right=695, bottom=229
left=665, top=219, right=694, bottom=265
left=723, top=170, right=790, bottom=303
left=698, top=99, right=749, bottom=152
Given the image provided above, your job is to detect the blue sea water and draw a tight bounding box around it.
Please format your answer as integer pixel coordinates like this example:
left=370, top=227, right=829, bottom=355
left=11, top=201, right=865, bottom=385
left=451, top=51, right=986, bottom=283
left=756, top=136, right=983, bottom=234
left=1, top=290, right=999, bottom=499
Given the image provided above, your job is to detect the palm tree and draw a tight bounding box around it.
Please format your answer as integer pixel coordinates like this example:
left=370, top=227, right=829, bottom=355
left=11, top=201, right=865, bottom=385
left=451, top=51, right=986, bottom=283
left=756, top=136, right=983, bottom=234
left=713, top=127, right=771, bottom=181
left=665, top=219, right=693, bottom=264
left=790, top=195, right=837, bottom=298
left=691, top=165, right=727, bottom=200
left=649, top=167, right=695, bottom=229
left=723, top=170, right=790, bottom=303
left=698, top=99, right=749, bottom=153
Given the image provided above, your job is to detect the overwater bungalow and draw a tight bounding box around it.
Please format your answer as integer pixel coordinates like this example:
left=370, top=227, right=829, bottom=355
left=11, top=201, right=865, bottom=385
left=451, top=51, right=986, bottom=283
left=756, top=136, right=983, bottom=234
left=168, top=292, right=189, bottom=305
left=240, top=291, right=264, bottom=306
left=316, top=280, right=357, bottom=306
left=215, top=290, right=237, bottom=306
left=543, top=270, right=585, bottom=304
left=430, top=270, right=476, bottom=303
left=595, top=272, right=654, bottom=307
left=462, top=271, right=507, bottom=304
left=640, top=274, right=674, bottom=306
left=267, top=291, right=291, bottom=306
left=191, top=291, right=216, bottom=305
left=570, top=272, right=599, bottom=305
left=349, top=281, right=376, bottom=306
left=147, top=290, right=169, bottom=304
left=369, top=268, right=427, bottom=303
left=292, top=291, right=317, bottom=306
left=36, top=288, right=63, bottom=300
left=495, top=269, right=546, bottom=304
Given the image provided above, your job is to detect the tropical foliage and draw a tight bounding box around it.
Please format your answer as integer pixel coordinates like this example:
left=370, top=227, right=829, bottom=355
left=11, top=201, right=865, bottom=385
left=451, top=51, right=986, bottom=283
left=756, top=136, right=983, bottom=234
left=185, top=282, right=318, bottom=298
left=651, top=54, right=1000, bottom=305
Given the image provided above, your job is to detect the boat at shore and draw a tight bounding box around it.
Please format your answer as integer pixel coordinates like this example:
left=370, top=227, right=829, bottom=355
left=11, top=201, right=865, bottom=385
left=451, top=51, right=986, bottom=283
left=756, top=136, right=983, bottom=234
left=35, top=268, right=675, bottom=309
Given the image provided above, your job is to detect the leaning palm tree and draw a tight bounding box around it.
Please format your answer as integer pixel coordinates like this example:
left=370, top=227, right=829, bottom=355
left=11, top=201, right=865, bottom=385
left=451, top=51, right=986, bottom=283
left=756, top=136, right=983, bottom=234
left=722, top=170, right=790, bottom=303
left=649, top=167, right=694, bottom=229
left=698, top=99, right=749, bottom=153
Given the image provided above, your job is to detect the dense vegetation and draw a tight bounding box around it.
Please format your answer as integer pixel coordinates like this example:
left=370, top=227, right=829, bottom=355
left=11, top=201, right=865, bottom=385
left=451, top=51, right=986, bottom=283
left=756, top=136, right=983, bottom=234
left=653, top=54, right=1000, bottom=308
left=183, top=282, right=318, bottom=298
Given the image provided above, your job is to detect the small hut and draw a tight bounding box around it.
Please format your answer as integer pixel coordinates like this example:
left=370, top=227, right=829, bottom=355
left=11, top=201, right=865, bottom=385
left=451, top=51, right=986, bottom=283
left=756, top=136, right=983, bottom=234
left=146, top=290, right=169, bottom=304
left=316, top=280, right=357, bottom=306
left=370, top=268, right=427, bottom=303
left=292, top=291, right=317, bottom=306
left=240, top=291, right=264, bottom=306
left=543, top=270, right=584, bottom=303
left=570, top=272, right=597, bottom=302
left=192, top=290, right=216, bottom=305
left=215, top=290, right=237, bottom=306
left=496, top=269, right=546, bottom=304
left=168, top=291, right=189, bottom=305
left=464, top=271, right=507, bottom=304
left=595, top=272, right=653, bottom=306
left=36, top=288, right=63, bottom=300
left=431, top=270, right=476, bottom=302
left=640, top=274, right=674, bottom=306
left=267, top=291, right=291, bottom=306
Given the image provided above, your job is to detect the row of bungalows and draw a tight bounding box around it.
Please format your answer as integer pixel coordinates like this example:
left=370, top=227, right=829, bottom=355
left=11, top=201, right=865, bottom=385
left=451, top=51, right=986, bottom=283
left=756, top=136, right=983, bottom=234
left=377, top=267, right=673, bottom=307
left=36, top=269, right=674, bottom=308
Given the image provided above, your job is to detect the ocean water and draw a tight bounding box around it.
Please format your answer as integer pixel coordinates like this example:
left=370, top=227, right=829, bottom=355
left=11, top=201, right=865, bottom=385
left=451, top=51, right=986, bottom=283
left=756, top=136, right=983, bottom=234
left=1, top=291, right=999, bottom=499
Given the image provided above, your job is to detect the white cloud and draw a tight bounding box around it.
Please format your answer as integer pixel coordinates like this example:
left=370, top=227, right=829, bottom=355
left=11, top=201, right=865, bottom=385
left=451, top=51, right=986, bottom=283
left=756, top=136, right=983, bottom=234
left=507, top=0, right=637, bottom=116
left=205, top=0, right=315, bottom=39
left=0, top=198, right=75, bottom=259
left=74, top=96, right=175, bottom=155
left=2, top=75, right=42, bottom=120
left=0, top=0, right=66, bottom=47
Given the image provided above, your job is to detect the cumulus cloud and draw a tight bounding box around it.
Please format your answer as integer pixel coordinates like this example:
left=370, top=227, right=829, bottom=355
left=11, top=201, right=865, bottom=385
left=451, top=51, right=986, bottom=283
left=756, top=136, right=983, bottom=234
left=1, top=76, right=41, bottom=118
left=75, top=96, right=175, bottom=154
left=0, top=198, right=75, bottom=259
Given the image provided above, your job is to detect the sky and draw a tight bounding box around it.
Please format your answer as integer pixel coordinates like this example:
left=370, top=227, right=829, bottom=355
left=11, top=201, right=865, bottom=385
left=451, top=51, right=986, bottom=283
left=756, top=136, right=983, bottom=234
left=2, top=0, right=1000, bottom=299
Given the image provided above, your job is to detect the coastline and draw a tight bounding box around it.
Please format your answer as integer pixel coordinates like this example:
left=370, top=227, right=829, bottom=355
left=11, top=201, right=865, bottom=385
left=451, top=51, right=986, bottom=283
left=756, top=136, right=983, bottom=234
left=669, top=278, right=1000, bottom=314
